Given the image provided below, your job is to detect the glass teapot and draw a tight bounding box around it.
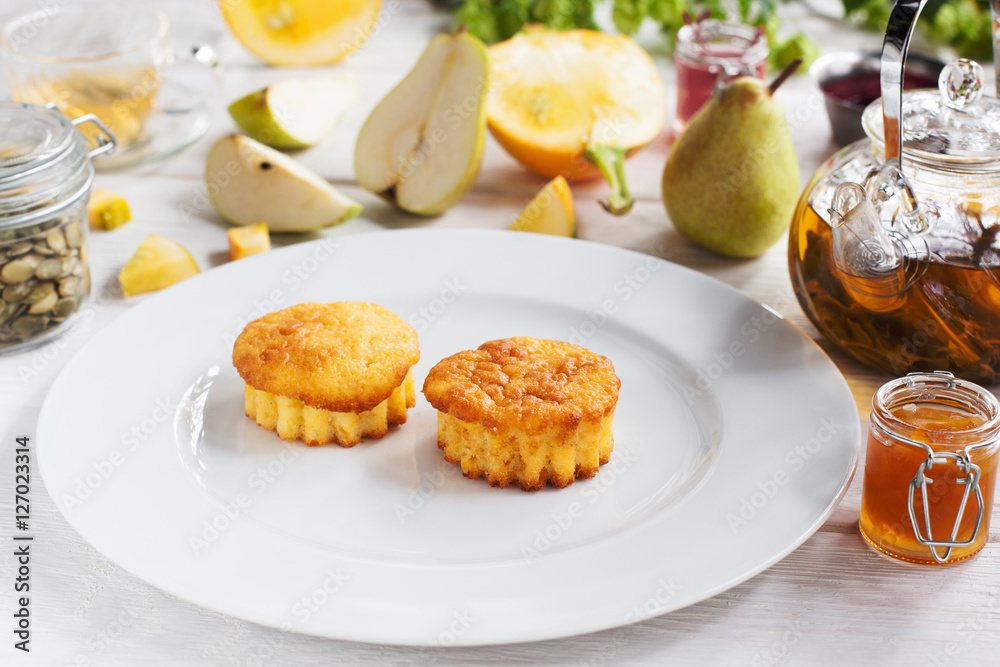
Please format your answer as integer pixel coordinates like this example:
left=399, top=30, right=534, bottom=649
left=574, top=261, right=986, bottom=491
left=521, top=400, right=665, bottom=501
left=789, top=0, right=1000, bottom=384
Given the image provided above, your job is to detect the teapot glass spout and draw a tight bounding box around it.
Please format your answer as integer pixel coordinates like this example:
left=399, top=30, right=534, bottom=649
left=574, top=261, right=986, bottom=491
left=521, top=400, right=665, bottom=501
left=829, top=182, right=907, bottom=311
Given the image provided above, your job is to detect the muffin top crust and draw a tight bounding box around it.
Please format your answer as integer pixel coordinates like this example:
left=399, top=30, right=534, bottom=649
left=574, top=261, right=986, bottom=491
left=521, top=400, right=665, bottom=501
left=233, top=302, right=419, bottom=412
left=422, top=337, right=619, bottom=432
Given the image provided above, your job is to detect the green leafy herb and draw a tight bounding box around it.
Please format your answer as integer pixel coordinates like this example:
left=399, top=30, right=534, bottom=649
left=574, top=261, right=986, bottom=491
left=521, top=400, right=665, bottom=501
left=449, top=0, right=818, bottom=70
left=843, top=0, right=994, bottom=60
left=611, top=0, right=646, bottom=36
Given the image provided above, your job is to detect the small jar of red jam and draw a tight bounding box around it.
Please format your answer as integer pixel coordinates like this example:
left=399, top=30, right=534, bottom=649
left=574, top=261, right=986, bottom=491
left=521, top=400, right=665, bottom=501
left=673, top=20, right=768, bottom=131
left=859, top=372, right=1000, bottom=564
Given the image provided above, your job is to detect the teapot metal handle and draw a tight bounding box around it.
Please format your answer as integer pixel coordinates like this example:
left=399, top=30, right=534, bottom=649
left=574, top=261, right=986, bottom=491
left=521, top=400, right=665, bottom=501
left=880, top=0, right=928, bottom=164
left=993, top=1, right=1000, bottom=94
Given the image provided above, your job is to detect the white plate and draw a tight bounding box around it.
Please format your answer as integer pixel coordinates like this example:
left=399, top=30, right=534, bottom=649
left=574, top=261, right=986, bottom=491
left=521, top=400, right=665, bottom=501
left=38, top=229, right=860, bottom=646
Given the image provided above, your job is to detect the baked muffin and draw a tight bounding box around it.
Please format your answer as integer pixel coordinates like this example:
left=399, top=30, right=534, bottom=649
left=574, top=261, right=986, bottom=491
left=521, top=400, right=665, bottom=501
left=422, top=337, right=620, bottom=490
left=233, top=302, right=419, bottom=447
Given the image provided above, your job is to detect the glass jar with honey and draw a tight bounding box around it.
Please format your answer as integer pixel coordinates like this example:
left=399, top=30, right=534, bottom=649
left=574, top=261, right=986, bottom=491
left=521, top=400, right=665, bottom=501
left=860, top=372, right=1000, bottom=564
left=788, top=0, right=1000, bottom=384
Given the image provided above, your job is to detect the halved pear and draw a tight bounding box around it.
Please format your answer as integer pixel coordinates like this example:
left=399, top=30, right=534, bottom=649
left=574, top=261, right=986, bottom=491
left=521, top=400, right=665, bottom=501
left=228, top=73, right=360, bottom=149
left=354, top=31, right=489, bottom=215
left=206, top=134, right=361, bottom=232
left=509, top=176, right=575, bottom=237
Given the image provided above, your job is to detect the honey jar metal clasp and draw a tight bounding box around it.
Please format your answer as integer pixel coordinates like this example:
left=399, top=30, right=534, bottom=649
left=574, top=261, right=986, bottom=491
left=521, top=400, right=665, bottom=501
left=868, top=371, right=993, bottom=563
left=906, top=445, right=984, bottom=564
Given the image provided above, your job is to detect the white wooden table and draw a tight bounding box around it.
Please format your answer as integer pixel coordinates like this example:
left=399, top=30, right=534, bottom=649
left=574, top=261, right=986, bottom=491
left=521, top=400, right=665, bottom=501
left=2, top=1, right=999, bottom=664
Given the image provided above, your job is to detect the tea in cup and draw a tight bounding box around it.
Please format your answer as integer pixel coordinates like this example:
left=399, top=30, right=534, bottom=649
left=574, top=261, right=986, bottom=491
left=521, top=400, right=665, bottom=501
left=2, top=4, right=171, bottom=152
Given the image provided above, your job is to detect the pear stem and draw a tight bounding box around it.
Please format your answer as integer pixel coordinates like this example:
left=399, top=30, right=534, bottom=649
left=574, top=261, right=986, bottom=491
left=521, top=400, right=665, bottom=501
left=768, top=58, right=803, bottom=96
left=584, top=143, right=633, bottom=216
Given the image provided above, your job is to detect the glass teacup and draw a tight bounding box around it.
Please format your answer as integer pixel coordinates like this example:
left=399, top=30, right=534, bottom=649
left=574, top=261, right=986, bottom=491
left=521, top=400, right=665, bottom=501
left=2, top=4, right=171, bottom=152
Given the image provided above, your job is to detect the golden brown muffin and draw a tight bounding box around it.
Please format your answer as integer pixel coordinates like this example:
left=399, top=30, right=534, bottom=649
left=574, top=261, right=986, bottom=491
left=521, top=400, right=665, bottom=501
left=233, top=302, right=419, bottom=447
left=422, top=337, right=620, bottom=490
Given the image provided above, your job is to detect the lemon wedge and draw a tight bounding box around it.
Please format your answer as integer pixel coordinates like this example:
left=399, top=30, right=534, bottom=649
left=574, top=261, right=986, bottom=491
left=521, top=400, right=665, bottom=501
left=119, top=234, right=200, bottom=297
left=510, top=176, right=575, bottom=237
left=220, top=0, right=383, bottom=66
left=88, top=189, right=132, bottom=230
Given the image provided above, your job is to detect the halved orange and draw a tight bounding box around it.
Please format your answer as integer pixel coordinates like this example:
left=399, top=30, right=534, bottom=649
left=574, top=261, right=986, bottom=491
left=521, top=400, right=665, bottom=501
left=488, top=28, right=665, bottom=214
left=220, top=0, right=382, bottom=66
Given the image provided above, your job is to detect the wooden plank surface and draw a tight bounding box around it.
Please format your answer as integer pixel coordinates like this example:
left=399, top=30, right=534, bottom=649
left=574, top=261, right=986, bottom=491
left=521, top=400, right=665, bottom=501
left=1, top=0, right=999, bottom=665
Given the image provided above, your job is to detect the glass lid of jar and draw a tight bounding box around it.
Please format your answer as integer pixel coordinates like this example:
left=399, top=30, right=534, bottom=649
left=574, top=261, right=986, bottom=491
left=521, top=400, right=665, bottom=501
left=862, top=59, right=1000, bottom=170
left=0, top=102, right=79, bottom=181
left=0, top=102, right=113, bottom=229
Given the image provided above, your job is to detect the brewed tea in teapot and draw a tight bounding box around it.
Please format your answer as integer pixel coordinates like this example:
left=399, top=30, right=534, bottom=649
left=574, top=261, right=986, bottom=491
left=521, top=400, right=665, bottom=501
left=789, top=1, right=1000, bottom=383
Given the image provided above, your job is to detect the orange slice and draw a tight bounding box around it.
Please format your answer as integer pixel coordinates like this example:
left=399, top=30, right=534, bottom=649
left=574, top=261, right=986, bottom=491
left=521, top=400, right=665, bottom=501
left=220, top=0, right=383, bottom=66
left=488, top=28, right=665, bottom=215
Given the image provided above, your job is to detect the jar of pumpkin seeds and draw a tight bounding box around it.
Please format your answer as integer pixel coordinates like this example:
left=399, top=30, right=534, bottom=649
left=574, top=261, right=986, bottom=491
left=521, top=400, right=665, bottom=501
left=0, top=102, right=114, bottom=353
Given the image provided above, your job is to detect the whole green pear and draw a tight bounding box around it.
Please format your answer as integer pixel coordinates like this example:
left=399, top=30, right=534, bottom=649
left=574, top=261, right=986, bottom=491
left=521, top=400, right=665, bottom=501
left=662, top=73, right=800, bottom=258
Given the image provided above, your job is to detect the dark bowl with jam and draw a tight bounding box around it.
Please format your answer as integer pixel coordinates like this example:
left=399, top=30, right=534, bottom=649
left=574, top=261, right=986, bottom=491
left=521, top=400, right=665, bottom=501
left=811, top=50, right=945, bottom=147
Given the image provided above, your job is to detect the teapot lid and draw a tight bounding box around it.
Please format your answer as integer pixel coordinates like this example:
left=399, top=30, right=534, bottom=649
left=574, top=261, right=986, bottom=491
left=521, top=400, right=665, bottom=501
left=863, top=59, right=1000, bottom=170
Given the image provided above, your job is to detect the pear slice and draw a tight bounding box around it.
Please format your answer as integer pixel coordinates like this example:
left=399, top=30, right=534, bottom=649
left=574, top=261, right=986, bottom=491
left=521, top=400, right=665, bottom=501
left=119, top=234, right=200, bottom=297
left=206, top=134, right=362, bottom=232
left=509, top=176, right=575, bottom=237
left=228, top=73, right=360, bottom=149
left=354, top=31, right=489, bottom=215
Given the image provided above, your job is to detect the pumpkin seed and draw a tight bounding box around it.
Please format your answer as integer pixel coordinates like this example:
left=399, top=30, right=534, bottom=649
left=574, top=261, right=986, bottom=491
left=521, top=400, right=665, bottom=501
left=64, top=222, right=83, bottom=248
left=2, top=279, right=36, bottom=302
left=46, top=228, right=67, bottom=253
left=58, top=277, right=79, bottom=297
left=8, top=242, right=33, bottom=257
left=51, top=297, right=78, bottom=318
left=35, top=258, right=63, bottom=280
left=28, top=289, right=59, bottom=314
left=10, top=315, right=45, bottom=337
left=1, top=256, right=41, bottom=283
left=25, top=282, right=55, bottom=305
